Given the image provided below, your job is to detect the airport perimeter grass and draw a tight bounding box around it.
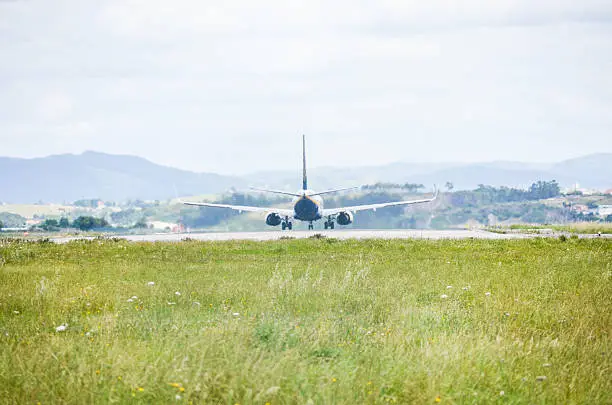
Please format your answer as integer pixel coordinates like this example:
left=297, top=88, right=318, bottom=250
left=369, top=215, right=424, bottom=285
left=0, top=238, right=610, bottom=404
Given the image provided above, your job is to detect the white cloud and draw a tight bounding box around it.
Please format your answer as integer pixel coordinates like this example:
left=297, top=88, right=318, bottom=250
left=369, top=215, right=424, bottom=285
left=0, top=0, right=610, bottom=172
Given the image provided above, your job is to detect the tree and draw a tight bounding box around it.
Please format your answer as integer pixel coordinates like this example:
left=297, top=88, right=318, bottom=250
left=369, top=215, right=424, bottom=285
left=40, top=219, right=60, bottom=231
left=445, top=181, right=454, bottom=192
left=72, top=216, right=109, bottom=231
left=0, top=220, right=3, bottom=230
left=605, top=214, right=612, bottom=223
left=133, top=218, right=148, bottom=229
left=59, top=217, right=70, bottom=228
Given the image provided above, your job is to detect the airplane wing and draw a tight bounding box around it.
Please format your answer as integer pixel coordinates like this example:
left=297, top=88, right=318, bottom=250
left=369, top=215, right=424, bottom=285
left=322, top=188, right=438, bottom=216
left=182, top=200, right=294, bottom=216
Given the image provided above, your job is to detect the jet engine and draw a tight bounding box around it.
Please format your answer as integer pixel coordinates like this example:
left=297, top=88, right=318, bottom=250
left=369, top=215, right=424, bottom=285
left=265, top=213, right=283, bottom=226
left=336, top=211, right=353, bottom=226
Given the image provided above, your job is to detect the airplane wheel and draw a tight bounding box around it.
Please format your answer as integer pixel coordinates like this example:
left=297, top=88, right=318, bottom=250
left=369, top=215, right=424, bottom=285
left=288, top=222, right=293, bottom=230
left=308, top=224, right=313, bottom=230
left=282, top=223, right=287, bottom=230
left=324, top=223, right=328, bottom=230
left=330, top=222, right=335, bottom=229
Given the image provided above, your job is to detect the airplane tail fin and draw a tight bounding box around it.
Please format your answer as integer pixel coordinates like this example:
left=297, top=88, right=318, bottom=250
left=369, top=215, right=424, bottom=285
left=302, top=134, right=308, bottom=191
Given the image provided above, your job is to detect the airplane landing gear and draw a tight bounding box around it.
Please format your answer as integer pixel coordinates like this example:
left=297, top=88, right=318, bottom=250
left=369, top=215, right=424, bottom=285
left=281, top=217, right=292, bottom=230
left=308, top=222, right=314, bottom=230
left=324, top=217, right=335, bottom=230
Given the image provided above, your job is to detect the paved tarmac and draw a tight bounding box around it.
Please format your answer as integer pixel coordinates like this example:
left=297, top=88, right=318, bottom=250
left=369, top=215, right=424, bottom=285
left=53, top=229, right=546, bottom=243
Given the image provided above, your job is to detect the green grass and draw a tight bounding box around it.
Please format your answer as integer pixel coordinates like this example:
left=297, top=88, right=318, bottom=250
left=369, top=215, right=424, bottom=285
left=1, top=238, right=610, bottom=404
left=507, top=222, right=612, bottom=234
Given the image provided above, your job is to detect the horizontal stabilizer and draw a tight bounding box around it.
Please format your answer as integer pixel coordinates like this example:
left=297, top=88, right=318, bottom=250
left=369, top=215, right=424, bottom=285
left=249, top=187, right=302, bottom=197
left=309, top=186, right=361, bottom=196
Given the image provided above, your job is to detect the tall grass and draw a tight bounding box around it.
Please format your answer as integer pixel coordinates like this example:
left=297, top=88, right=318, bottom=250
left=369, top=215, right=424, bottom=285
left=0, top=238, right=610, bottom=404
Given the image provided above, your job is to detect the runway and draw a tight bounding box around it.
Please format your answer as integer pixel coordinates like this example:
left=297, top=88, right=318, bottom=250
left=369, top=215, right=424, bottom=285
left=52, top=229, right=548, bottom=243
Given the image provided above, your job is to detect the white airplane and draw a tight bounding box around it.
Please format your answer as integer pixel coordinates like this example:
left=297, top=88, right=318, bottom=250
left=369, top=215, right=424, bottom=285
left=183, top=136, right=438, bottom=230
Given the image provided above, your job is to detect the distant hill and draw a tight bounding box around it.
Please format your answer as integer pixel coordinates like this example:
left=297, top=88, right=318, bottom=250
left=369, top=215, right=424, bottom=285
left=0, top=152, right=610, bottom=204
left=0, top=152, right=245, bottom=204
left=246, top=154, right=612, bottom=191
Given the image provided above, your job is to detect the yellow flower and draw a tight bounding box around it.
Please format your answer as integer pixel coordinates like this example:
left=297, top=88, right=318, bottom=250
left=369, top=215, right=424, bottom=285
left=95, top=370, right=100, bottom=375
left=138, top=387, right=144, bottom=392
left=169, top=383, right=182, bottom=388
left=332, top=378, right=337, bottom=383
left=117, top=376, right=122, bottom=381
left=435, top=395, right=441, bottom=403
left=179, top=387, right=185, bottom=392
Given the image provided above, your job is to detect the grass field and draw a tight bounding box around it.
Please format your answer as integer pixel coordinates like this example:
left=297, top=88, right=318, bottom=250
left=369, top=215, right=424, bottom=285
left=507, top=223, right=612, bottom=234
left=0, top=238, right=610, bottom=404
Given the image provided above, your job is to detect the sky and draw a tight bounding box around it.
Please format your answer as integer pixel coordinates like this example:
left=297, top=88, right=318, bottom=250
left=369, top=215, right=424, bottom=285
left=0, top=0, right=611, bottom=175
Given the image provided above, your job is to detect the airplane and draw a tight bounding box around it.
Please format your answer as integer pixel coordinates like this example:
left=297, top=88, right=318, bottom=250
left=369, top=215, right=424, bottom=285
left=182, top=135, right=438, bottom=230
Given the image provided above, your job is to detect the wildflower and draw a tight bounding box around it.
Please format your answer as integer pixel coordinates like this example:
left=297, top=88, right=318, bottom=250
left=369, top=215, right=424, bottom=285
left=446, top=285, right=452, bottom=289
left=332, top=378, right=337, bottom=383
left=176, top=395, right=182, bottom=400
left=131, top=296, right=138, bottom=300
left=232, top=312, right=240, bottom=317
left=192, top=301, right=201, bottom=307
left=55, top=324, right=68, bottom=332
left=485, top=292, right=491, bottom=296
left=147, top=281, right=155, bottom=286
left=175, top=291, right=181, bottom=296
left=504, top=312, right=510, bottom=317
left=440, top=294, right=448, bottom=299
left=435, top=395, right=441, bottom=402
left=167, top=302, right=176, bottom=305
left=138, top=387, right=144, bottom=392
left=13, top=310, right=19, bottom=314
left=500, top=390, right=505, bottom=396
left=117, top=376, right=122, bottom=381
left=536, top=375, right=547, bottom=382
left=127, top=298, right=134, bottom=303
left=543, top=363, right=551, bottom=367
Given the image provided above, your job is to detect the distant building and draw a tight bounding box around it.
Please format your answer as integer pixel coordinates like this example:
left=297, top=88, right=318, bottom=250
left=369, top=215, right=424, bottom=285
left=597, top=205, right=612, bottom=217
left=605, top=189, right=612, bottom=195
left=571, top=204, right=589, bottom=213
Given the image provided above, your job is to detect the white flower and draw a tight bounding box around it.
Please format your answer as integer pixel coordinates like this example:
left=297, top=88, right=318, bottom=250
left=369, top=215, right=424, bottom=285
left=85, top=331, right=91, bottom=337
left=147, top=281, right=155, bottom=286
left=127, top=298, right=134, bottom=303
left=536, top=375, right=547, bottom=382
left=131, top=296, right=138, bottom=299
left=167, top=302, right=176, bottom=305
left=543, top=363, right=551, bottom=367
left=175, top=395, right=182, bottom=400
left=500, top=391, right=505, bottom=396
left=175, top=291, right=181, bottom=296
left=232, top=312, right=240, bottom=317
left=485, top=292, right=491, bottom=296
left=192, top=301, right=201, bottom=307
left=55, top=324, right=68, bottom=332
left=440, top=294, right=448, bottom=299
left=446, top=285, right=453, bottom=289
left=13, top=310, right=20, bottom=314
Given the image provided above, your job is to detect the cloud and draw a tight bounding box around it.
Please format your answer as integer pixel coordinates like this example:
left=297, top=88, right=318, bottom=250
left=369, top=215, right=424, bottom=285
left=0, top=1, right=610, bottom=172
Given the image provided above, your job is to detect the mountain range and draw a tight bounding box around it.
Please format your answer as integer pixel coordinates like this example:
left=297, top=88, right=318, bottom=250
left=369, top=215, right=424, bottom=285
left=1, top=152, right=610, bottom=204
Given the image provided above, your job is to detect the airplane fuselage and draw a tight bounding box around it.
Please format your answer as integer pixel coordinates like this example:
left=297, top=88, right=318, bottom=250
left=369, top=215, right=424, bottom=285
left=292, top=190, right=323, bottom=221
